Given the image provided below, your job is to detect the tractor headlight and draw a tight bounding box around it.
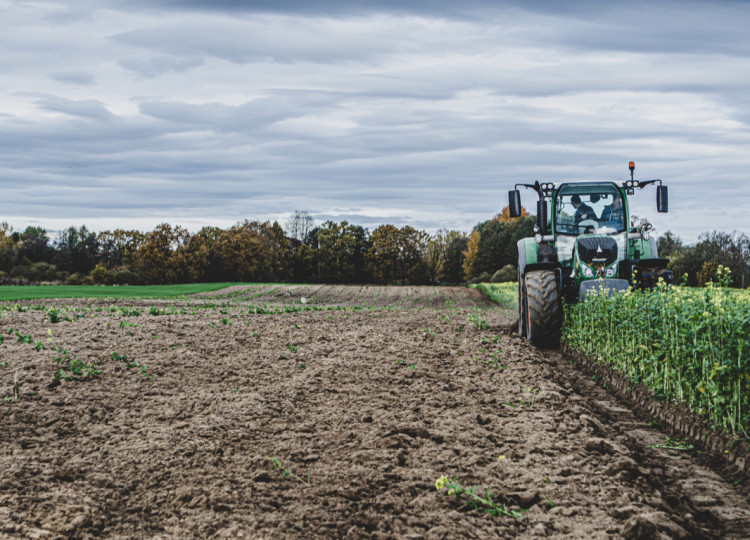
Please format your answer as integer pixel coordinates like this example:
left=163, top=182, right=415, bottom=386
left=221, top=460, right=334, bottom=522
left=581, top=264, right=594, bottom=278
left=534, top=234, right=542, bottom=244
left=606, top=266, right=616, bottom=277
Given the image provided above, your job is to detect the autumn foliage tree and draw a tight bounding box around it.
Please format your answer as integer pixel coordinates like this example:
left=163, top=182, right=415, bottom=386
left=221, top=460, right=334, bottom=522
left=462, top=230, right=481, bottom=280
left=366, top=225, right=429, bottom=284
left=135, top=223, right=190, bottom=284
left=214, top=221, right=283, bottom=282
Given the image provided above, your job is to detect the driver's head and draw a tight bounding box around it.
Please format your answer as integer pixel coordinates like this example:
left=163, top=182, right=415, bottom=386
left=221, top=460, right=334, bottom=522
left=571, top=194, right=582, bottom=207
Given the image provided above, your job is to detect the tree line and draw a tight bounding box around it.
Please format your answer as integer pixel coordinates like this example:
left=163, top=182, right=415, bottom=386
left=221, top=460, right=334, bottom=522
left=0, top=212, right=746, bottom=287
left=657, top=230, right=750, bottom=288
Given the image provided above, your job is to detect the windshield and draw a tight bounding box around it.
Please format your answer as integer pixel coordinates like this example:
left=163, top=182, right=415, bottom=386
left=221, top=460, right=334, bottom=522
left=554, top=183, right=626, bottom=236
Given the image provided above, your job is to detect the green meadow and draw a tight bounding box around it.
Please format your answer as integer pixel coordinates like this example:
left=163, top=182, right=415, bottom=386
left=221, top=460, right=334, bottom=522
left=0, top=283, right=241, bottom=301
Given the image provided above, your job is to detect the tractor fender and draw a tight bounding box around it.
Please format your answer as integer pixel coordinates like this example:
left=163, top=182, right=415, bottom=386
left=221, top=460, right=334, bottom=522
left=517, top=238, right=560, bottom=277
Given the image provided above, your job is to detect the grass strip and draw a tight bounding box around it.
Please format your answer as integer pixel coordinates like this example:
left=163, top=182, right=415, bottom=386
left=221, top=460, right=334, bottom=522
left=472, top=282, right=518, bottom=311
left=0, top=283, right=246, bottom=301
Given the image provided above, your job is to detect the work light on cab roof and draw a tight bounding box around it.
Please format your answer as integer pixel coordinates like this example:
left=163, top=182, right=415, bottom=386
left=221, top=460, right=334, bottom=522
left=506, top=162, right=673, bottom=349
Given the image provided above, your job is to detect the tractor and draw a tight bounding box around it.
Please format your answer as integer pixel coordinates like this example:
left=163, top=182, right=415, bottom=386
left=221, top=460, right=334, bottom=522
left=508, top=162, right=673, bottom=348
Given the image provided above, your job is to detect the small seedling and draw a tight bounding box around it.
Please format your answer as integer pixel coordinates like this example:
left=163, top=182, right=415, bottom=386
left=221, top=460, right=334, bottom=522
left=647, top=437, right=694, bottom=451
left=288, top=344, right=299, bottom=353
left=268, top=457, right=310, bottom=485
left=138, top=364, right=153, bottom=380
left=518, top=386, right=538, bottom=409
left=435, top=476, right=524, bottom=519
left=15, top=331, right=32, bottom=344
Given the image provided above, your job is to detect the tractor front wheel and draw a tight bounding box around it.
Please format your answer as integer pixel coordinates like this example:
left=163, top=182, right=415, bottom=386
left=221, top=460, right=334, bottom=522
left=524, top=270, right=562, bottom=349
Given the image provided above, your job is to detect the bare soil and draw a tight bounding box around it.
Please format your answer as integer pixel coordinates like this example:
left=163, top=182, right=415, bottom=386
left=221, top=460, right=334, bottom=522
left=1, top=285, right=749, bottom=539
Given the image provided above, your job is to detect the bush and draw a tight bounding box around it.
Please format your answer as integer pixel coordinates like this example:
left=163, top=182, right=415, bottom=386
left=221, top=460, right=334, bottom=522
left=10, top=262, right=60, bottom=283
left=107, top=266, right=141, bottom=285
left=91, top=263, right=108, bottom=284
left=469, top=271, right=492, bottom=285
left=491, top=264, right=517, bottom=283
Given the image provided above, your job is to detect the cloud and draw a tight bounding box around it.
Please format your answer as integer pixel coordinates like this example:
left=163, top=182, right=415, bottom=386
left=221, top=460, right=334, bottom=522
left=33, top=96, right=121, bottom=122
left=0, top=1, right=748, bottom=244
left=49, top=71, right=97, bottom=86
left=118, top=55, right=205, bottom=78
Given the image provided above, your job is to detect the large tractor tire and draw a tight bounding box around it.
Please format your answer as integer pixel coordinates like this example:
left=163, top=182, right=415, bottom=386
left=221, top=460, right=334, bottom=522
left=523, top=270, right=562, bottom=349
left=640, top=266, right=673, bottom=289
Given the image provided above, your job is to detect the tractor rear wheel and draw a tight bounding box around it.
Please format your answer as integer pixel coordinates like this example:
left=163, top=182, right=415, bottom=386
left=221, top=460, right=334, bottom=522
left=640, top=266, right=673, bottom=289
left=524, top=270, right=562, bottom=349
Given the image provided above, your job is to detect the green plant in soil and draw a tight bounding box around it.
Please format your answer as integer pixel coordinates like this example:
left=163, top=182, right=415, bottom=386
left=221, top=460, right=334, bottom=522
left=47, top=308, right=65, bottom=323
left=15, top=331, right=32, bottom=344
left=49, top=331, right=99, bottom=381
left=268, top=457, right=310, bottom=485
left=468, top=309, right=489, bottom=330
left=647, top=436, right=694, bottom=451
left=435, top=475, right=524, bottom=519
left=112, top=351, right=154, bottom=379
left=517, top=386, right=538, bottom=408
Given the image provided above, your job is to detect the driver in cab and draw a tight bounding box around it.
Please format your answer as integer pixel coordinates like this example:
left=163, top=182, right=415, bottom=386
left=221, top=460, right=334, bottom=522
left=571, top=194, right=595, bottom=224
left=600, top=195, right=624, bottom=227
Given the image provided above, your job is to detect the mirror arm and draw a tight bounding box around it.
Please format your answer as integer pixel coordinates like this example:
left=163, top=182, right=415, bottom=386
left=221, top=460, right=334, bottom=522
left=514, top=182, right=544, bottom=199
left=637, top=179, right=662, bottom=189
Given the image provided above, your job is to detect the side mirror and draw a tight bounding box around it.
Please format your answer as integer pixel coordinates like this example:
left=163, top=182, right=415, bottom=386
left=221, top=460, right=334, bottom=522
left=508, top=190, right=521, bottom=218
left=657, top=185, right=668, bottom=213
left=537, top=200, right=548, bottom=234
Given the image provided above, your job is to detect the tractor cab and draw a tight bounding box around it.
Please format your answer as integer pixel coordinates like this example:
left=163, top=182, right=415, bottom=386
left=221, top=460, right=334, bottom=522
left=552, top=182, right=628, bottom=275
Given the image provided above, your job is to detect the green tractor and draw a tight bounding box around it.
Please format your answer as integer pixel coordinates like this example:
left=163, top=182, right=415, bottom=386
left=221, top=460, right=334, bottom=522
left=508, top=162, right=673, bottom=348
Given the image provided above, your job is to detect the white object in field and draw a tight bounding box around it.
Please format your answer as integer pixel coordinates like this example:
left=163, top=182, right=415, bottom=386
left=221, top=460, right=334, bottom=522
left=301, top=297, right=307, bottom=304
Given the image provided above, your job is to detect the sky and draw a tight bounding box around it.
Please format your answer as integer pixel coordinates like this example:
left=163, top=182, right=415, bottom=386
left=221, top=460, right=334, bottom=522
left=2, top=0, right=749, bottom=244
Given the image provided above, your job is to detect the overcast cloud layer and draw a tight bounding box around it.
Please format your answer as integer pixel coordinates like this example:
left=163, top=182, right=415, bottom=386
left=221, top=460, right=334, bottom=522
left=2, top=0, right=749, bottom=242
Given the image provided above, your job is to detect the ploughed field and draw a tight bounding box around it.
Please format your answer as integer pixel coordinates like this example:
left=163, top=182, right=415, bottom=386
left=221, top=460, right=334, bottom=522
left=1, top=284, right=749, bottom=538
